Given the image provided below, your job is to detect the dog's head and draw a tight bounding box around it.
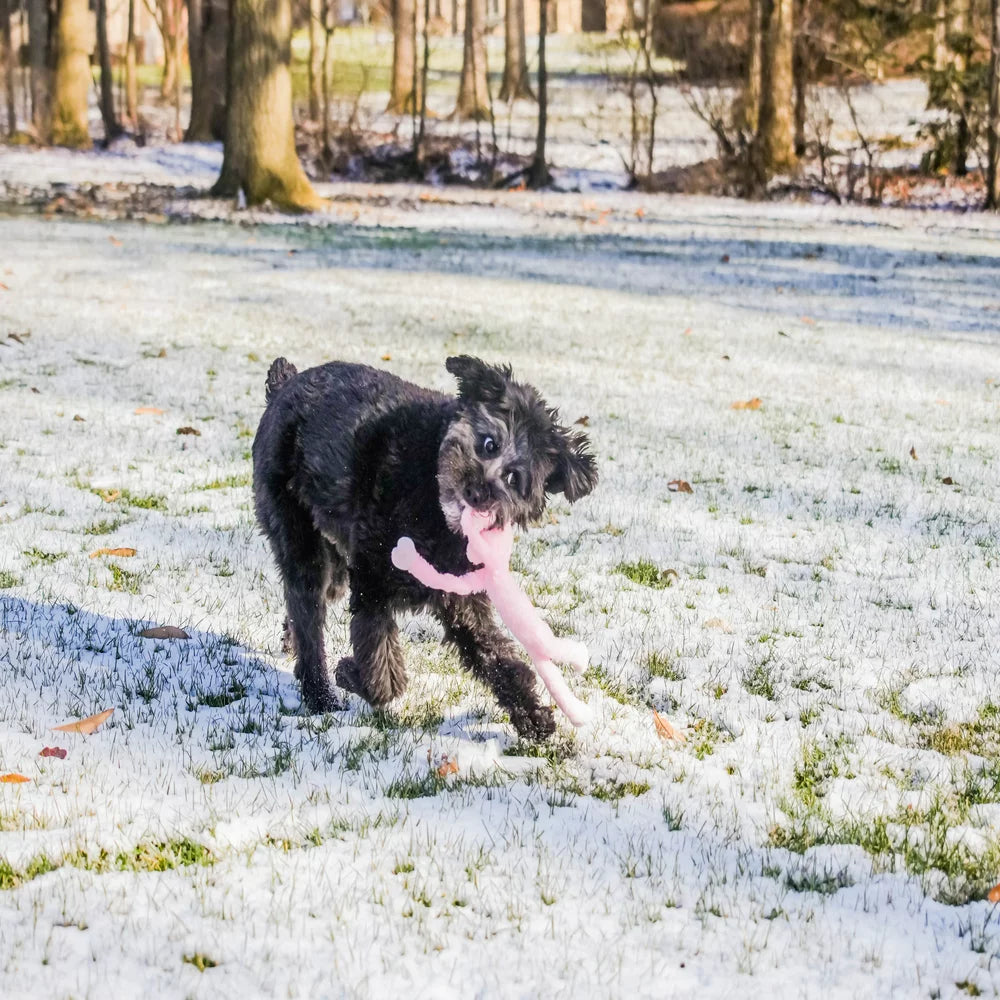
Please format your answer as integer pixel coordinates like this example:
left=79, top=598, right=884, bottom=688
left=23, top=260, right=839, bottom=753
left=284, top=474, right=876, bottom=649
left=437, top=355, right=598, bottom=531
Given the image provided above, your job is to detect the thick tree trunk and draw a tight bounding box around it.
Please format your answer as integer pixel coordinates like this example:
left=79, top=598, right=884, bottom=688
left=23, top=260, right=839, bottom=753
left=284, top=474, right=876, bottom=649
left=96, top=0, right=121, bottom=141
left=186, top=0, right=227, bottom=139
left=950, top=0, right=971, bottom=175
left=987, top=0, right=1000, bottom=208
left=126, top=0, right=139, bottom=126
left=755, top=0, right=796, bottom=176
left=455, top=0, right=489, bottom=119
left=52, top=0, right=93, bottom=148
left=388, top=0, right=417, bottom=112
left=529, top=0, right=549, bottom=187
left=308, top=0, right=322, bottom=120
left=1, top=0, right=15, bottom=137
left=932, top=0, right=948, bottom=71
left=213, top=0, right=324, bottom=211
left=745, top=0, right=762, bottom=132
left=27, top=0, right=51, bottom=140
left=499, top=0, right=532, bottom=102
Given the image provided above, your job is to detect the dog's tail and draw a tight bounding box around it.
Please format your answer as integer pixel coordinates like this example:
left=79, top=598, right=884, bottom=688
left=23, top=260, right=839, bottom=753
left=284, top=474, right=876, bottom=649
left=265, top=357, right=297, bottom=403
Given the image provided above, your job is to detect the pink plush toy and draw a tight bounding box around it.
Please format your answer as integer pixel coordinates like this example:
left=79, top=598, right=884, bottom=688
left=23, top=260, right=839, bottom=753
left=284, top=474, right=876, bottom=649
left=391, top=506, right=593, bottom=727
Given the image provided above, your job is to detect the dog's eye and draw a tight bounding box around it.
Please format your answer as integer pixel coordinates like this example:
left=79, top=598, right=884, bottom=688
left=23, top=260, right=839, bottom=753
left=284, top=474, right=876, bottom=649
left=482, top=436, right=497, bottom=455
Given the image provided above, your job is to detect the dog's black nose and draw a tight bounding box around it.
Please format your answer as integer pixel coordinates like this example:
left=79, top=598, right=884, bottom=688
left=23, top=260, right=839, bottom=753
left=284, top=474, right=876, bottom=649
left=463, top=482, right=487, bottom=508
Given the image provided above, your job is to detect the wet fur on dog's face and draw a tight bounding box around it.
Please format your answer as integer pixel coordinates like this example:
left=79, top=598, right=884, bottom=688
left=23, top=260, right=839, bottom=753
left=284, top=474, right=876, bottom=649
left=437, top=356, right=598, bottom=531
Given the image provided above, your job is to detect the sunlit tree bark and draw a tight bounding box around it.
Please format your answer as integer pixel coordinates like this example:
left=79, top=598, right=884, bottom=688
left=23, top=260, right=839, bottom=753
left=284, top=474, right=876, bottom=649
left=500, top=0, right=532, bottom=102
left=455, top=0, right=489, bottom=119
left=186, top=0, right=228, bottom=140
left=755, top=0, right=796, bottom=175
left=51, top=0, right=93, bottom=148
left=987, top=0, right=1000, bottom=208
left=213, top=0, right=324, bottom=210
left=388, top=0, right=418, bottom=112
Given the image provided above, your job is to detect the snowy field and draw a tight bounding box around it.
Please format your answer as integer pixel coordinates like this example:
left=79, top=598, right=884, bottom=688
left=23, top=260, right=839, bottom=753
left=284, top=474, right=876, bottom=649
left=1, top=182, right=1000, bottom=1000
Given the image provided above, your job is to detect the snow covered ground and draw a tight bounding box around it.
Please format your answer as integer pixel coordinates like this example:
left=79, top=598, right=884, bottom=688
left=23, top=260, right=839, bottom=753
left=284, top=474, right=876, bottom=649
left=1, top=182, right=1000, bottom=999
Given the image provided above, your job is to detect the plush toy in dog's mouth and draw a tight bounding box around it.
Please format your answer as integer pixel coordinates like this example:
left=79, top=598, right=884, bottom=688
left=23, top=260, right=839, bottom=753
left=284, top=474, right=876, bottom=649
left=392, top=504, right=593, bottom=727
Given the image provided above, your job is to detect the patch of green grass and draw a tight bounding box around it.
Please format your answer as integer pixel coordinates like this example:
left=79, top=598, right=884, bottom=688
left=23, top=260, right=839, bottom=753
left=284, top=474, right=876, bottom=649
left=742, top=660, right=777, bottom=701
left=84, top=517, right=124, bottom=536
left=120, top=489, right=167, bottom=511
left=503, top=732, right=578, bottom=765
left=385, top=772, right=448, bottom=799
left=690, top=718, right=728, bottom=759
left=340, top=729, right=398, bottom=771
left=591, top=778, right=651, bottom=802
left=583, top=664, right=634, bottom=705
left=23, top=547, right=67, bottom=566
left=784, top=866, right=853, bottom=895
left=107, top=563, right=144, bottom=594
left=921, top=703, right=1000, bottom=757
left=195, top=681, right=248, bottom=709
left=0, top=571, right=20, bottom=589
left=183, top=953, right=219, bottom=972
left=613, top=559, right=677, bottom=589
left=195, top=472, right=252, bottom=491
left=645, top=651, right=684, bottom=682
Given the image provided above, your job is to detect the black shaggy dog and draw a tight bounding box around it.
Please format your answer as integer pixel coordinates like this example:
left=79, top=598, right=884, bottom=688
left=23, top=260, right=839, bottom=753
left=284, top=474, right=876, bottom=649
left=252, top=355, right=598, bottom=741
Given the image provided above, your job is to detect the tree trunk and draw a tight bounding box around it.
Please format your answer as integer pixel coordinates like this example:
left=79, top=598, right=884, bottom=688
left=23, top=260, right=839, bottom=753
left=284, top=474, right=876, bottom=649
left=308, top=0, right=322, bottom=120
left=1, top=0, right=15, bottom=137
left=96, top=0, right=121, bottom=141
left=126, top=0, right=139, bottom=126
left=950, top=0, right=971, bottom=175
left=213, top=0, right=324, bottom=211
left=529, top=0, right=549, bottom=187
left=186, top=0, right=227, bottom=139
left=987, top=0, right=1000, bottom=208
left=161, top=4, right=177, bottom=98
left=455, top=0, right=488, bottom=119
left=52, top=0, right=93, bottom=148
left=755, top=0, right=796, bottom=176
left=793, top=0, right=807, bottom=157
left=388, top=0, right=417, bottom=112
left=745, top=0, right=762, bottom=132
left=27, top=0, right=51, bottom=140
left=932, top=0, right=948, bottom=71
left=499, top=0, right=532, bottom=102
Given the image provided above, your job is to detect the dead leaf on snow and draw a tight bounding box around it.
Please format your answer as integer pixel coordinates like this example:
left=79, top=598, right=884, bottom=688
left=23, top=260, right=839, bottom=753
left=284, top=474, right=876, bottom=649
left=39, top=747, right=68, bottom=759
left=703, top=618, right=734, bottom=633
left=0, top=773, right=30, bottom=783
left=574, top=415, right=590, bottom=426
left=138, top=625, right=190, bottom=640
left=176, top=426, right=201, bottom=436
left=942, top=476, right=956, bottom=486
left=73, top=414, right=86, bottom=422
left=988, top=883, right=1000, bottom=904
left=52, top=708, right=114, bottom=735
left=653, top=711, right=686, bottom=743
left=134, top=406, right=165, bottom=416
left=89, top=547, right=136, bottom=559
left=667, top=479, right=693, bottom=494
left=436, top=756, right=459, bottom=778
left=909, top=446, right=918, bottom=460
left=731, top=398, right=762, bottom=410
left=98, top=489, right=121, bottom=503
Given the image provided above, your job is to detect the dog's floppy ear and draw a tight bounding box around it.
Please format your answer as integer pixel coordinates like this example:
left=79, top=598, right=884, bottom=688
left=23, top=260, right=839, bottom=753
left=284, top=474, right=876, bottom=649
left=546, top=426, right=598, bottom=503
left=446, top=355, right=512, bottom=405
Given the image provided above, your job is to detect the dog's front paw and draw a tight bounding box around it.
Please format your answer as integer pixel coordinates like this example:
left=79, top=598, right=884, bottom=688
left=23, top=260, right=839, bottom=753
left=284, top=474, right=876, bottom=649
left=391, top=537, right=418, bottom=573
left=299, top=678, right=343, bottom=715
left=335, top=655, right=365, bottom=697
left=509, top=703, right=557, bottom=742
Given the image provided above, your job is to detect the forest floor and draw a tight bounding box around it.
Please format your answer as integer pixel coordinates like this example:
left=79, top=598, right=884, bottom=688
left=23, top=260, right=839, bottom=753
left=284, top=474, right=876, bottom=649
left=1, top=167, right=1000, bottom=999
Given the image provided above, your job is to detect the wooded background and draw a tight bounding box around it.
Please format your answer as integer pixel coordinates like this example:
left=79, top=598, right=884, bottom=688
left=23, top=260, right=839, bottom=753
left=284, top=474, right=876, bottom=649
left=1, top=0, right=998, bottom=210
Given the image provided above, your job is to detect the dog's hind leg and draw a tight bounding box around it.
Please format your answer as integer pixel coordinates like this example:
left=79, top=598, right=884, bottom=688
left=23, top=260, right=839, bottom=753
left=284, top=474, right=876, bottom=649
left=265, top=504, right=341, bottom=713
left=435, top=595, right=556, bottom=741
left=324, top=540, right=349, bottom=603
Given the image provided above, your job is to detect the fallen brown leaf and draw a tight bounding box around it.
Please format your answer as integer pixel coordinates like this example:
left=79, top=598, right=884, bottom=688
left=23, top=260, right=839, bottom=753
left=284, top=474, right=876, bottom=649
left=0, top=282, right=9, bottom=291
left=39, top=747, right=68, bottom=759
left=157, top=348, right=167, bottom=358
left=436, top=756, right=459, bottom=777
left=98, top=489, right=121, bottom=503
left=653, top=711, right=686, bottom=743
left=731, top=398, right=762, bottom=410
left=52, top=707, right=114, bottom=735
left=703, top=617, right=734, bottom=633
left=909, top=446, right=918, bottom=460
left=109, top=236, right=122, bottom=247
left=941, top=476, right=956, bottom=486
left=574, top=415, right=590, bottom=426
left=73, top=414, right=86, bottom=422
left=988, top=883, right=1000, bottom=904
left=89, top=547, right=136, bottom=559
left=0, top=773, right=30, bottom=783
left=800, top=315, right=817, bottom=325
left=667, top=479, right=693, bottom=494
left=381, top=353, right=392, bottom=361
left=134, top=406, right=165, bottom=416
left=720, top=254, right=730, bottom=263
left=138, top=625, right=190, bottom=640
left=176, top=426, right=201, bottom=436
